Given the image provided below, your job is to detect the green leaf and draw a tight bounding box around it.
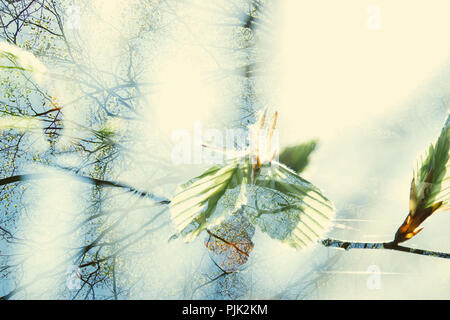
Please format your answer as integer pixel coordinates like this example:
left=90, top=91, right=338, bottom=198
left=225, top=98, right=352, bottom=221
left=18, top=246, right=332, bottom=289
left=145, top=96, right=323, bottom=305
left=393, top=114, right=449, bottom=243
left=170, top=159, right=252, bottom=242
left=170, top=156, right=335, bottom=250
left=247, top=162, right=335, bottom=249
left=278, top=140, right=317, bottom=173
left=413, top=114, right=450, bottom=211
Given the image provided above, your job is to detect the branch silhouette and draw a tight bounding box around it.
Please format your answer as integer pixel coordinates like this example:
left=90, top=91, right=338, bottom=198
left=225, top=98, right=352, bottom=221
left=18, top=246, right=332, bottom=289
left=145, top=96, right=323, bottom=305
left=0, top=173, right=170, bottom=205
left=322, top=238, right=450, bottom=260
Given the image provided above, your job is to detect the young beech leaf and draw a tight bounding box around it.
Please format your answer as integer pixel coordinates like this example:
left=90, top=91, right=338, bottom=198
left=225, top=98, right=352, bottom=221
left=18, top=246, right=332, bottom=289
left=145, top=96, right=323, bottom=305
left=170, top=158, right=335, bottom=249
left=170, top=111, right=335, bottom=249
left=279, top=140, right=317, bottom=174
left=170, top=159, right=253, bottom=242
left=394, top=114, right=450, bottom=243
left=248, top=162, right=335, bottom=249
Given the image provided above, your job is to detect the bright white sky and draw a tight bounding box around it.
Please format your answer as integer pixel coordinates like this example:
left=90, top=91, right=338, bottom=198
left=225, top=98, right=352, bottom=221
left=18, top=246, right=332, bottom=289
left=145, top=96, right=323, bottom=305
left=275, top=0, right=450, bottom=143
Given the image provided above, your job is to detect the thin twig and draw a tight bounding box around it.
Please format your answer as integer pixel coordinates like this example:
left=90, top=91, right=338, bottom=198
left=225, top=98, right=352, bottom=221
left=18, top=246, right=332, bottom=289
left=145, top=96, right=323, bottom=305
left=0, top=173, right=170, bottom=205
left=322, top=238, right=450, bottom=260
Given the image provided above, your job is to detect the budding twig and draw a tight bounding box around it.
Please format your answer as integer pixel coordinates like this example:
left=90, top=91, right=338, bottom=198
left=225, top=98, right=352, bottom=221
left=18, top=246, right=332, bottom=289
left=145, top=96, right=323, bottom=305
left=322, top=238, right=450, bottom=260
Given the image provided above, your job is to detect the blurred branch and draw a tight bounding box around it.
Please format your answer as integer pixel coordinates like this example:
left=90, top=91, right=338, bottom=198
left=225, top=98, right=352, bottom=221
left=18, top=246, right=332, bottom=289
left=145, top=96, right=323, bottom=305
left=0, top=173, right=170, bottom=204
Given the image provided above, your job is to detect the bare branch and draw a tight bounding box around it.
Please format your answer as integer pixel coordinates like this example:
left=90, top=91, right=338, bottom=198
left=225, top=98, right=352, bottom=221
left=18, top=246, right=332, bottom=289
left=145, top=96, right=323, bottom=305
left=322, top=238, right=450, bottom=260
left=0, top=173, right=170, bottom=204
